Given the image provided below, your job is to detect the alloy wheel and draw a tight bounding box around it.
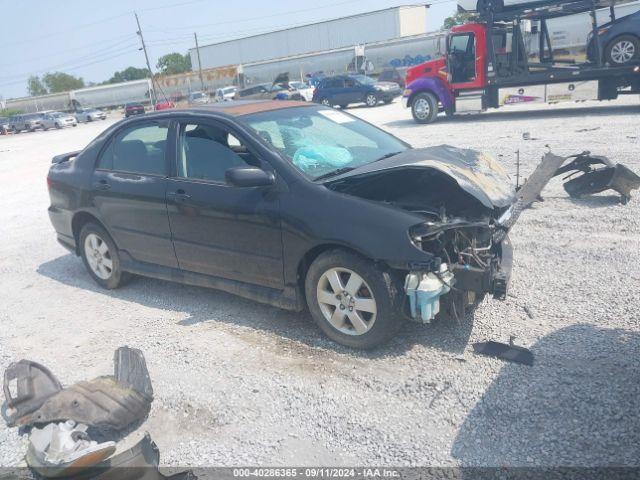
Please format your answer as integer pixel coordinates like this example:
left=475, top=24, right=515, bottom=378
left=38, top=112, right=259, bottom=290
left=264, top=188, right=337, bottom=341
left=321, top=98, right=331, bottom=106
left=366, top=94, right=377, bottom=107
left=84, top=233, right=113, bottom=280
left=611, top=40, right=635, bottom=64
left=414, top=98, right=430, bottom=120
left=316, top=267, right=377, bottom=336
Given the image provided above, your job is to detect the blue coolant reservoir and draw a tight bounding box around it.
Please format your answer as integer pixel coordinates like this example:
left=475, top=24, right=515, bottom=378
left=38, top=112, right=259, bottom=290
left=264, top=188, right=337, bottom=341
left=405, top=265, right=454, bottom=323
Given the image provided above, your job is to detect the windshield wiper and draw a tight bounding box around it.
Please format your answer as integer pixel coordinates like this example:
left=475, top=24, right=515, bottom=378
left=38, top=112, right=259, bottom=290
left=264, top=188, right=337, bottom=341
left=374, top=151, right=403, bottom=162
left=313, top=167, right=356, bottom=182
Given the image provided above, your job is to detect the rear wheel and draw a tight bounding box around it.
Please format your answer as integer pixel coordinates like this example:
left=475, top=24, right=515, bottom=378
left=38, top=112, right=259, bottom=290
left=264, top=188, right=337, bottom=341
left=606, top=35, right=639, bottom=65
left=305, top=250, right=403, bottom=349
left=79, top=223, right=128, bottom=289
left=320, top=97, right=331, bottom=107
left=411, top=92, right=439, bottom=124
left=365, top=93, right=378, bottom=107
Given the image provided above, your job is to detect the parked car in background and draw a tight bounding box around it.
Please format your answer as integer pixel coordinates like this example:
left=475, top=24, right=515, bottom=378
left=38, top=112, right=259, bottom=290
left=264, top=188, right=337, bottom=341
left=289, top=81, right=314, bottom=101
left=46, top=100, right=514, bottom=349
left=0, top=117, right=10, bottom=134
left=587, top=10, right=640, bottom=65
left=154, top=100, right=175, bottom=111
left=235, top=83, right=304, bottom=101
left=41, top=112, right=78, bottom=130
left=378, top=67, right=408, bottom=89
left=215, top=86, right=238, bottom=102
left=75, top=108, right=107, bottom=122
left=124, top=103, right=145, bottom=117
left=10, top=113, right=46, bottom=133
left=312, top=74, right=402, bottom=108
left=188, top=91, right=211, bottom=105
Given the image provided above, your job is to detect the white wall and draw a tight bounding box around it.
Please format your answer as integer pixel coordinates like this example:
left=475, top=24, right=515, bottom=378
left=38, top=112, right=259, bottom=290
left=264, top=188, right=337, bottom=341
left=191, top=6, right=428, bottom=69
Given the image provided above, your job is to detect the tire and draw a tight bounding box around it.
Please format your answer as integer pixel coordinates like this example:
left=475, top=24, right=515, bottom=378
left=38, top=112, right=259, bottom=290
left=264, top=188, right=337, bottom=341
left=411, top=92, right=439, bottom=124
left=319, top=97, right=331, bottom=107
left=339, top=104, right=349, bottom=109
left=87, top=116, right=93, bottom=122
left=364, top=93, right=378, bottom=107
left=605, top=35, right=639, bottom=65
left=42, top=125, right=48, bottom=131
left=305, top=250, right=403, bottom=349
left=55, top=123, right=62, bottom=129
left=79, top=222, right=128, bottom=289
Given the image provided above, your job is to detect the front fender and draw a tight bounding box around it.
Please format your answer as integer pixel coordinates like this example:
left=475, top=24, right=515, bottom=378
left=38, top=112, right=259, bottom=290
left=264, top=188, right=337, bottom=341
left=404, top=77, right=453, bottom=110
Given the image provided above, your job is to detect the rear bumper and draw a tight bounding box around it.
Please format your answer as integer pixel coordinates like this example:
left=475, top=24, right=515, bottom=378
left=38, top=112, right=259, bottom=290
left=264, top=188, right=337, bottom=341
left=48, top=206, right=76, bottom=253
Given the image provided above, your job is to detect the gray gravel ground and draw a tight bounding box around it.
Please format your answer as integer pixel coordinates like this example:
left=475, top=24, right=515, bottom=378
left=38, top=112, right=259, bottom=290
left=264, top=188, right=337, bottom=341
left=0, top=98, right=639, bottom=467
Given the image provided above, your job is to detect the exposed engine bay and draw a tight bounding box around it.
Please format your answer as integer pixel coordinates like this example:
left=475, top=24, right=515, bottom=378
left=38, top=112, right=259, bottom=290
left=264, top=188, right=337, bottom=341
left=326, top=148, right=516, bottom=323
left=325, top=146, right=639, bottom=324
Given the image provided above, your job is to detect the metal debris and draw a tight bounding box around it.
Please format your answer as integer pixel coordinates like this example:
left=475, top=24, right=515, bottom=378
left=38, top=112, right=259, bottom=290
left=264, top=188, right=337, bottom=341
left=2, top=346, right=153, bottom=430
left=553, top=152, right=640, bottom=204
left=473, top=336, right=534, bottom=366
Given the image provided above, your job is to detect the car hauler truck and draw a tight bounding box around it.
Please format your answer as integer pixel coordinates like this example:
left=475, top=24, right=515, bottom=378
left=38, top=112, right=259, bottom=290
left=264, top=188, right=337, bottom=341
left=402, top=0, right=640, bottom=123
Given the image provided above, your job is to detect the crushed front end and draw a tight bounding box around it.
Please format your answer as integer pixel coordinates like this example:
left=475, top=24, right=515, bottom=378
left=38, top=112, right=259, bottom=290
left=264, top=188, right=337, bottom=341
left=405, top=210, right=513, bottom=323
left=325, top=145, right=517, bottom=324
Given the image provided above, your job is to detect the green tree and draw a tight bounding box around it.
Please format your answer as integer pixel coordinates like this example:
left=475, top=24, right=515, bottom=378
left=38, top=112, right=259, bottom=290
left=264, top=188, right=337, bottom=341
left=443, top=11, right=477, bottom=29
left=42, top=72, right=85, bottom=93
left=27, top=75, right=48, bottom=96
left=156, top=52, right=192, bottom=75
left=106, top=66, right=149, bottom=84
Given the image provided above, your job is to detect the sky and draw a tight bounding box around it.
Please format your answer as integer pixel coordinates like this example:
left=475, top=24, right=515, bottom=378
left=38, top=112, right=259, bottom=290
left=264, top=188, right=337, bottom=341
left=0, top=0, right=457, bottom=100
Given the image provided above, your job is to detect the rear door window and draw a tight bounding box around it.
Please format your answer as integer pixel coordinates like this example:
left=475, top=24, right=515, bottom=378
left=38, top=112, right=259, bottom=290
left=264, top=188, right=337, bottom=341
left=98, top=123, right=169, bottom=175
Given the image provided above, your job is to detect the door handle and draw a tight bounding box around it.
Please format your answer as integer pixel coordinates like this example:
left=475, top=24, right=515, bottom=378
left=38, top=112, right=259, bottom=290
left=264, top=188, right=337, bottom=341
left=167, top=190, right=191, bottom=201
left=93, top=180, right=110, bottom=191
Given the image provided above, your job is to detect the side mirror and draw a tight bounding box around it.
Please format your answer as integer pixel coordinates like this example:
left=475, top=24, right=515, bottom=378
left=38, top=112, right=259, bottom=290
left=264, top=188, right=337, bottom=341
left=225, top=166, right=275, bottom=188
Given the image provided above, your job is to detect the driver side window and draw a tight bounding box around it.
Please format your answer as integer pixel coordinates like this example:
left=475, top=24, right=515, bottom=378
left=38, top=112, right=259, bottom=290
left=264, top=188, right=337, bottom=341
left=177, top=123, right=254, bottom=183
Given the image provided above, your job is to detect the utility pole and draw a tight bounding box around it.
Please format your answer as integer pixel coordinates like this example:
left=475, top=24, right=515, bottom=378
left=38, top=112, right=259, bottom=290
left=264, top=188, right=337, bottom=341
left=194, top=32, right=205, bottom=91
left=135, top=12, right=156, bottom=107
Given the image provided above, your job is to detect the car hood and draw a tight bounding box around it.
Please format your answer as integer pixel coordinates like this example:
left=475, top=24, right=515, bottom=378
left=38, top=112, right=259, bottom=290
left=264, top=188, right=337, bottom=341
left=376, top=81, right=400, bottom=89
left=326, top=145, right=516, bottom=209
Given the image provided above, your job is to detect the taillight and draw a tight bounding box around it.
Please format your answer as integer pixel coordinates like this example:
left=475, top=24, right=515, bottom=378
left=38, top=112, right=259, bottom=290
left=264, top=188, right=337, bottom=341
left=46, top=176, right=53, bottom=190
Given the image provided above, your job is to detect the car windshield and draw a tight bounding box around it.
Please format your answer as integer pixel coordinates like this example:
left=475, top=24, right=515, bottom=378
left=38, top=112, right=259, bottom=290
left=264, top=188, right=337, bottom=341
left=52, top=112, right=64, bottom=117
left=241, top=106, right=408, bottom=180
left=222, top=87, right=236, bottom=94
left=351, top=75, right=375, bottom=85
left=289, top=82, right=307, bottom=89
left=191, top=92, right=205, bottom=99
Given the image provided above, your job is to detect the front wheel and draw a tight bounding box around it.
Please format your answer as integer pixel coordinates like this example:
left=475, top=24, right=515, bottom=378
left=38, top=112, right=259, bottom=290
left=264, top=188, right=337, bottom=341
left=606, top=35, right=639, bottom=65
left=305, top=250, right=403, bottom=349
left=364, top=93, right=378, bottom=107
left=411, top=92, right=439, bottom=124
left=319, top=97, right=331, bottom=107
left=79, top=223, right=128, bottom=289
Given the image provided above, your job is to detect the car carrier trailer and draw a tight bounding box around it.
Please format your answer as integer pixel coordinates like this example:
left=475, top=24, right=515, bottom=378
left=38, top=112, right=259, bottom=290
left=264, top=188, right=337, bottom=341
left=402, top=0, right=640, bottom=123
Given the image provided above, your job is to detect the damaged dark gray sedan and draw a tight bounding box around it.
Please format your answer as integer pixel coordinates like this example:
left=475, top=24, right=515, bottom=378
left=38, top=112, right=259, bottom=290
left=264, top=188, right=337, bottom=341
left=47, top=101, right=515, bottom=349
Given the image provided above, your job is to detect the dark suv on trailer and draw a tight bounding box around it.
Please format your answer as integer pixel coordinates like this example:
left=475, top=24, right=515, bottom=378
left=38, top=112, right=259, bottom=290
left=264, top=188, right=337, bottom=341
left=47, top=101, right=514, bottom=349
left=312, top=75, right=402, bottom=108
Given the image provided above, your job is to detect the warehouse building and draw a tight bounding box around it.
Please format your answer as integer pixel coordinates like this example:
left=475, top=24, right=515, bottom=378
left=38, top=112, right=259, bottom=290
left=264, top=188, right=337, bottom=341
left=189, top=5, right=429, bottom=70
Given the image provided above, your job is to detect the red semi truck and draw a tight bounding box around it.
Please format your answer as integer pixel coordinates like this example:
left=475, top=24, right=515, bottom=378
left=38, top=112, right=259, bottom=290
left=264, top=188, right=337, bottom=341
left=402, top=0, right=640, bottom=123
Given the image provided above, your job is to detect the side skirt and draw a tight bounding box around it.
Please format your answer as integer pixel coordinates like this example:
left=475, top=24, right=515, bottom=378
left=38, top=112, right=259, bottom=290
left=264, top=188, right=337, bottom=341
left=119, top=252, right=304, bottom=312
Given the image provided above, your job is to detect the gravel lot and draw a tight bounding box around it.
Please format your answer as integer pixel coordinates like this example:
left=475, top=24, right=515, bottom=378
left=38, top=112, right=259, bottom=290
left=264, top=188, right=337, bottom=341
left=1, top=98, right=639, bottom=468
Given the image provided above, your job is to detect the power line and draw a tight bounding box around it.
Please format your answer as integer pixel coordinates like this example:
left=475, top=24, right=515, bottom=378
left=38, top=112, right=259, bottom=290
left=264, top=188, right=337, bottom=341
left=0, top=49, right=138, bottom=88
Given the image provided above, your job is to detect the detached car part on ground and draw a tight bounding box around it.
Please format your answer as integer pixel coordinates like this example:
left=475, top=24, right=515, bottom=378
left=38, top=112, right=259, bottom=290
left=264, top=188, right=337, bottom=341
left=46, top=101, right=639, bottom=349
left=2, top=346, right=152, bottom=429
left=2, top=347, right=195, bottom=479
